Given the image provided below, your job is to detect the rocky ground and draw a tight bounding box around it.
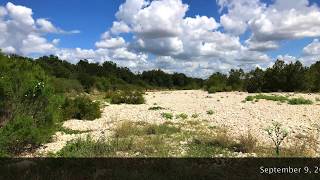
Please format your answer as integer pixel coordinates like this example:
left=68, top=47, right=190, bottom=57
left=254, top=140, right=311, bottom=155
left=35, top=90, right=320, bottom=156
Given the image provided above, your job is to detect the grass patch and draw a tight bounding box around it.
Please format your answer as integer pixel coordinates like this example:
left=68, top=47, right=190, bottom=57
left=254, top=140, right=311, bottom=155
left=56, top=121, right=177, bottom=157
left=148, top=106, right=165, bottom=110
left=206, top=110, right=214, bottom=115
left=114, top=121, right=180, bottom=138
left=57, top=126, right=91, bottom=134
left=191, top=113, right=199, bottom=118
left=186, top=128, right=236, bottom=157
left=55, top=136, right=135, bottom=157
left=114, top=121, right=144, bottom=138
left=161, top=112, right=173, bottom=120
left=246, top=94, right=288, bottom=102
left=245, top=94, right=313, bottom=105
left=235, top=131, right=257, bottom=153
left=288, top=97, right=313, bottom=105
left=175, top=113, right=188, bottom=120
left=144, top=124, right=180, bottom=135
left=132, top=136, right=170, bottom=157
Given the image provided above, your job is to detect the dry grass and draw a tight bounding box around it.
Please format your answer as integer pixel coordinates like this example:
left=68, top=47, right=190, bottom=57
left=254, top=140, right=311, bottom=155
left=235, top=131, right=258, bottom=153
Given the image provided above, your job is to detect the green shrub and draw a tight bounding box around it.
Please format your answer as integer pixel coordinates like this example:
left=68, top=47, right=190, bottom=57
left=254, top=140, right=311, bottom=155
left=148, top=106, right=165, bottom=110
left=245, top=94, right=288, bottom=102
left=191, top=113, right=199, bottom=118
left=62, top=96, right=101, bottom=120
left=207, top=86, right=217, bottom=94
left=144, top=124, right=180, bottom=135
left=114, top=121, right=143, bottom=138
left=161, top=112, right=173, bottom=120
left=288, top=97, right=313, bottom=105
left=265, top=122, right=289, bottom=156
left=176, top=113, right=188, bottom=120
left=51, top=78, right=83, bottom=93
left=110, top=90, right=145, bottom=104
left=0, top=56, right=64, bottom=156
left=235, top=132, right=257, bottom=153
left=56, top=136, right=115, bottom=157
left=245, top=96, right=254, bottom=101
left=206, top=110, right=214, bottom=115
left=0, top=116, right=41, bottom=155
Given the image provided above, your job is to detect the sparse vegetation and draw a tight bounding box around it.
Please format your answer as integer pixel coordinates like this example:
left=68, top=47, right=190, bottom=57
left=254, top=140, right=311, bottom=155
left=161, top=112, right=174, bottom=120
left=56, top=136, right=116, bottom=157
left=110, top=90, right=145, bottom=104
left=245, top=94, right=313, bottom=105
left=245, top=94, right=288, bottom=102
left=265, top=122, right=289, bottom=156
left=175, top=113, right=188, bottom=120
left=206, top=110, right=214, bottom=115
left=236, top=131, right=257, bottom=153
left=191, top=113, right=199, bottom=118
left=186, top=128, right=238, bottom=157
left=148, top=106, right=165, bottom=110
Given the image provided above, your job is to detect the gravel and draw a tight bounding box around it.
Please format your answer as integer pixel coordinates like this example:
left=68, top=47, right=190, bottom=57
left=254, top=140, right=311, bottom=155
left=35, top=90, right=320, bottom=155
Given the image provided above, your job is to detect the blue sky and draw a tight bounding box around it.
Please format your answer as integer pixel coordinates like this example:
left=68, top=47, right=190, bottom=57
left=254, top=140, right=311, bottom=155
left=0, top=0, right=320, bottom=77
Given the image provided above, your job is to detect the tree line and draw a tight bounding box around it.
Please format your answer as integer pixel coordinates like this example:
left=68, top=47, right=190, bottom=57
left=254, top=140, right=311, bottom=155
left=34, top=55, right=204, bottom=92
left=205, top=60, right=320, bottom=93
left=3, top=53, right=320, bottom=94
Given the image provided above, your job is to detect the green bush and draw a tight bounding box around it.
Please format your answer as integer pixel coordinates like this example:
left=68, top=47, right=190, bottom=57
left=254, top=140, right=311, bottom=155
left=161, top=112, right=173, bottom=120
left=191, top=113, right=199, bottom=118
left=245, top=94, right=313, bottom=105
left=148, top=106, right=165, bottom=110
left=110, top=90, right=145, bottom=104
left=62, top=96, right=101, bottom=120
left=56, top=136, right=115, bottom=157
left=206, top=110, right=214, bottom=115
left=0, top=116, right=41, bottom=155
left=288, top=97, right=313, bottom=105
left=207, top=86, right=217, bottom=94
left=245, top=96, right=254, bottom=101
left=144, top=124, right=180, bottom=135
left=245, top=94, right=288, bottom=102
left=0, top=56, right=64, bottom=156
left=51, top=77, right=83, bottom=93
left=176, top=113, right=188, bottom=120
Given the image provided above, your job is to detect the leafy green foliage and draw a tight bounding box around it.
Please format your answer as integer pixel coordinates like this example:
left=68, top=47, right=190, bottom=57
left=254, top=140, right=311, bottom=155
left=206, top=110, right=214, bottom=115
left=175, top=113, right=188, bottom=120
left=0, top=55, right=64, bottom=156
left=144, top=123, right=180, bottom=135
left=245, top=94, right=313, bottom=105
left=110, top=90, right=145, bottom=104
left=265, top=122, right=289, bottom=156
left=206, top=59, right=320, bottom=93
left=141, top=70, right=203, bottom=89
left=56, top=136, right=115, bottom=157
left=62, top=96, right=101, bottom=120
left=148, top=106, right=165, bottom=110
left=245, top=94, right=288, bottom=102
left=161, top=113, right=173, bottom=120
left=288, top=97, right=313, bottom=105
left=191, top=113, right=199, bottom=118
left=50, top=77, right=83, bottom=93
left=0, top=116, right=41, bottom=154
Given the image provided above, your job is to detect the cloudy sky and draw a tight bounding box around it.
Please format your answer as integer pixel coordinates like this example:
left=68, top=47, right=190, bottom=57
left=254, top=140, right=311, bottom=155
left=0, top=0, right=320, bottom=77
